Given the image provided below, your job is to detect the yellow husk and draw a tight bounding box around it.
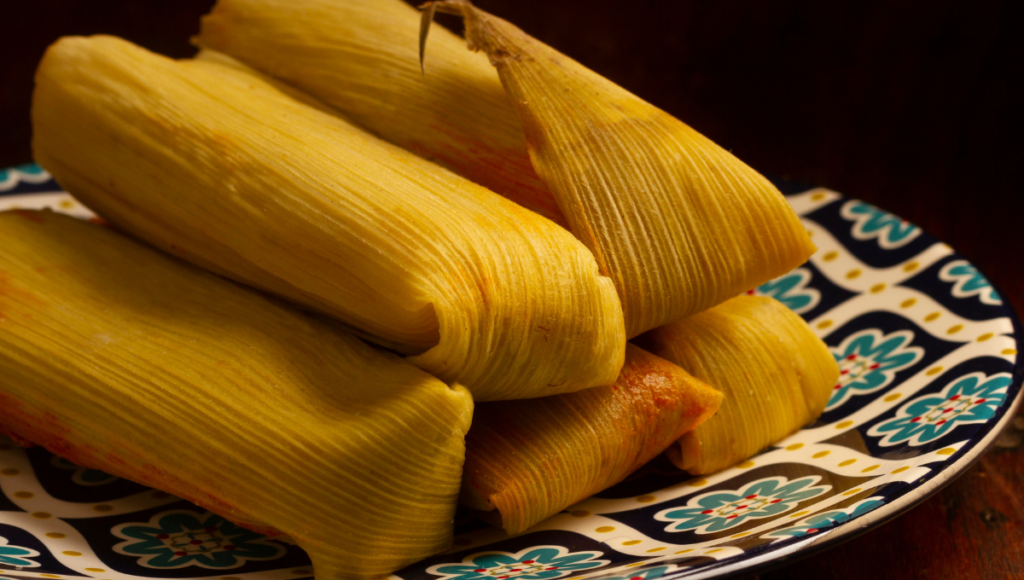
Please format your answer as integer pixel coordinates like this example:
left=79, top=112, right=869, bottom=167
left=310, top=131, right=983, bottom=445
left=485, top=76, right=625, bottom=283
left=198, top=0, right=564, bottom=225
left=636, top=296, right=838, bottom=475
left=0, top=210, right=473, bottom=580
left=31, top=35, right=626, bottom=401
left=461, top=344, right=722, bottom=534
left=197, top=0, right=815, bottom=337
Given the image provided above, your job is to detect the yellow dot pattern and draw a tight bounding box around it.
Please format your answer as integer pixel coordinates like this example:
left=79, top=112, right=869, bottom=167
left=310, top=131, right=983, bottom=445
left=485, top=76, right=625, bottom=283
left=947, top=324, right=963, bottom=335
left=46, top=533, right=65, bottom=539
left=812, top=451, right=831, bottom=458
left=937, top=447, right=957, bottom=456
left=738, top=460, right=755, bottom=469
left=977, top=333, right=993, bottom=342
left=846, top=269, right=862, bottom=279
left=636, top=495, right=656, bottom=503
left=823, top=251, right=839, bottom=262
left=786, top=443, right=804, bottom=451
left=901, top=298, right=917, bottom=308
left=861, top=465, right=880, bottom=473
left=870, top=283, right=886, bottom=293
left=595, top=526, right=615, bottom=533
left=903, top=262, right=919, bottom=272
left=13, top=491, right=33, bottom=499
left=646, top=547, right=666, bottom=553
left=687, top=479, right=708, bottom=487
left=622, top=540, right=641, bottom=546
left=836, top=420, right=854, bottom=429
left=817, top=320, right=833, bottom=329
left=884, top=393, right=902, bottom=402
left=32, top=512, right=52, bottom=519
left=924, top=312, right=941, bottom=322
left=843, top=488, right=864, bottom=496
left=891, top=466, right=910, bottom=474
left=839, top=459, right=857, bottom=467
left=926, top=366, right=944, bottom=376
left=62, top=551, right=82, bottom=557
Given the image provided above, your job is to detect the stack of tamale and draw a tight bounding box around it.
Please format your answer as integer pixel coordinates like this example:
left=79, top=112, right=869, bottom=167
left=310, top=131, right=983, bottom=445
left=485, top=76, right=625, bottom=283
left=0, top=1, right=840, bottom=579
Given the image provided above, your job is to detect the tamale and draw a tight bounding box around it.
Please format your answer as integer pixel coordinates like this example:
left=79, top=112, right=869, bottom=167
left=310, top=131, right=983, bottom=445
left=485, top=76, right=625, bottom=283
left=197, top=0, right=815, bottom=337
left=197, top=0, right=564, bottom=225
left=635, top=296, right=838, bottom=475
left=0, top=210, right=473, bottom=580
left=31, top=35, right=626, bottom=401
left=462, top=344, right=722, bottom=534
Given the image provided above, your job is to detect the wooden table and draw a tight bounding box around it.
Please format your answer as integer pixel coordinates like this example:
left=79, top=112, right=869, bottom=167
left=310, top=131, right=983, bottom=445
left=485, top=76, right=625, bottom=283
left=2, top=1, right=1021, bottom=578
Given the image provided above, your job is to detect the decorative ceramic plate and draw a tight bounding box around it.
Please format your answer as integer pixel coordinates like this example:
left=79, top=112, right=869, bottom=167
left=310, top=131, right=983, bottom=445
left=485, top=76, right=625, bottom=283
left=1, top=163, right=1021, bottom=580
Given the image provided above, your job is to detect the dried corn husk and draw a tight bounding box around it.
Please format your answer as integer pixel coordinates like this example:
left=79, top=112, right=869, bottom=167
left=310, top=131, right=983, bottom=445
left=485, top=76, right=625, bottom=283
left=198, top=0, right=563, bottom=225
left=0, top=210, right=473, bottom=580
left=462, top=344, right=722, bottom=534
left=636, top=296, right=838, bottom=475
left=31, top=35, right=626, bottom=401
left=198, top=0, right=815, bottom=337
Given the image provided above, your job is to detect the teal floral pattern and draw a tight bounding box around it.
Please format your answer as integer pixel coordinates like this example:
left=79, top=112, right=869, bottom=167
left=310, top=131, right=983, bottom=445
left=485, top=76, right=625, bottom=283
left=0, top=163, right=50, bottom=192
left=0, top=536, right=40, bottom=568
left=748, top=268, right=820, bottom=314
left=939, top=260, right=1002, bottom=305
left=868, top=372, right=1011, bottom=446
left=655, top=477, right=830, bottom=534
left=50, top=456, right=118, bottom=486
left=827, top=329, right=923, bottom=411
left=427, top=547, right=608, bottom=580
left=763, top=498, right=885, bottom=542
left=840, top=201, right=921, bottom=249
left=112, top=510, right=284, bottom=569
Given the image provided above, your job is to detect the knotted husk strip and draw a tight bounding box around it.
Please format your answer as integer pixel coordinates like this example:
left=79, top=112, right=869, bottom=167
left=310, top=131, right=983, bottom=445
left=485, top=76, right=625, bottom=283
left=0, top=210, right=474, bottom=580
left=31, top=35, right=626, bottom=401
left=461, top=344, right=722, bottom=534
left=635, top=296, right=838, bottom=475
left=197, top=0, right=564, bottom=226
left=425, top=0, right=814, bottom=338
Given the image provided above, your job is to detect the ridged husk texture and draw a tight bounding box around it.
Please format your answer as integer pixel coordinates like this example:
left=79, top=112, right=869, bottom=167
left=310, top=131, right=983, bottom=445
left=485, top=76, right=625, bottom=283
left=197, top=0, right=564, bottom=225
left=461, top=344, right=722, bottom=534
left=198, top=0, right=815, bottom=338
left=636, top=296, right=839, bottom=475
left=31, top=35, right=626, bottom=401
left=0, top=210, right=473, bottom=580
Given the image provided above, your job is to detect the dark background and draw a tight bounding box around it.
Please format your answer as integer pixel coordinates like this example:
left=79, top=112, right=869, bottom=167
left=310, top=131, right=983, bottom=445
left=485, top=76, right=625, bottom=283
left=2, top=1, right=1022, bottom=578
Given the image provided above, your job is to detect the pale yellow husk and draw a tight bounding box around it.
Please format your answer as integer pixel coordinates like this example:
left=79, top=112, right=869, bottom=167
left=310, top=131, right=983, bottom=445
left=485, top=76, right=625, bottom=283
left=197, top=0, right=815, bottom=337
left=462, top=344, right=722, bottom=534
left=198, top=0, right=564, bottom=225
left=0, top=210, right=473, bottom=580
left=31, top=35, right=626, bottom=401
left=636, top=296, right=839, bottom=475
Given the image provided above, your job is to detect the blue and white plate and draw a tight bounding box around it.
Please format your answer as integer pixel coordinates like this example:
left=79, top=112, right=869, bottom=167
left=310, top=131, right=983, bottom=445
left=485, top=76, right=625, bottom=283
left=1, top=163, right=1021, bottom=580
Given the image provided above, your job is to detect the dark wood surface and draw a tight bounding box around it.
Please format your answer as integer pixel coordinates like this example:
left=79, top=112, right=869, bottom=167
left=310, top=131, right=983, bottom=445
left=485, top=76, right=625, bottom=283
left=2, top=1, right=1022, bottom=578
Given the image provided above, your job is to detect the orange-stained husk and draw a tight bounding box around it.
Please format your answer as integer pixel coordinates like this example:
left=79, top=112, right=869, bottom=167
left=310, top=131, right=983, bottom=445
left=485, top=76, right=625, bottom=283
left=0, top=210, right=473, bottom=580
left=636, top=296, right=839, bottom=475
left=461, top=344, right=722, bottom=534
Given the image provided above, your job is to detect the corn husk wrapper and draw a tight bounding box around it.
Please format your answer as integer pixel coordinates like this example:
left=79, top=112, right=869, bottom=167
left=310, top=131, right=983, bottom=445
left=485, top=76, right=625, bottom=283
left=31, top=36, right=626, bottom=401
left=0, top=210, right=473, bottom=580
left=198, top=0, right=815, bottom=337
left=636, top=296, right=839, bottom=475
left=198, top=0, right=564, bottom=226
left=462, top=344, right=722, bottom=534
